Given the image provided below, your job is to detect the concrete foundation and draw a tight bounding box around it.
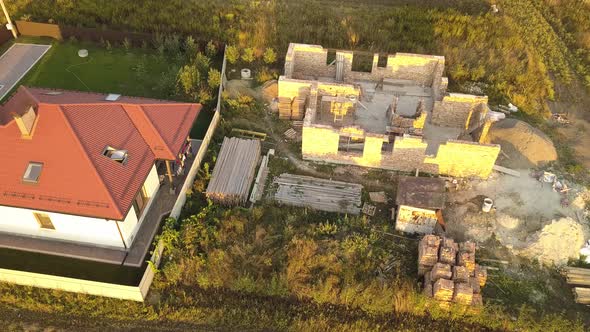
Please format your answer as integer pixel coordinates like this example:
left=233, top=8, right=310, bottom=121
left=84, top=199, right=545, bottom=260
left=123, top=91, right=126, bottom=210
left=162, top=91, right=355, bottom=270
left=279, top=43, right=500, bottom=179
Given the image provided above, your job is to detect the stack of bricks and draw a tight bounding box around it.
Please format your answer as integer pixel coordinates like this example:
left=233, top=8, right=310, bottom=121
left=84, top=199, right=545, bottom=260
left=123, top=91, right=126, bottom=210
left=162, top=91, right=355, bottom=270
left=418, top=235, right=487, bottom=307
left=278, top=97, right=292, bottom=120
left=291, top=97, right=306, bottom=120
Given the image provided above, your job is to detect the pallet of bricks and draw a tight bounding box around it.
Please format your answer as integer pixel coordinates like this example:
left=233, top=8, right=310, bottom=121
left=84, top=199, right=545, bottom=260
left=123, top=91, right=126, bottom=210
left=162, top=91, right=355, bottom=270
left=419, top=235, right=487, bottom=307
left=278, top=97, right=306, bottom=120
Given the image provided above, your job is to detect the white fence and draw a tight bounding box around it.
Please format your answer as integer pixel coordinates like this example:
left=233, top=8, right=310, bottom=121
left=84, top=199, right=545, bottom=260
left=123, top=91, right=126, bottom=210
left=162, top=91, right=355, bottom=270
left=0, top=49, right=227, bottom=302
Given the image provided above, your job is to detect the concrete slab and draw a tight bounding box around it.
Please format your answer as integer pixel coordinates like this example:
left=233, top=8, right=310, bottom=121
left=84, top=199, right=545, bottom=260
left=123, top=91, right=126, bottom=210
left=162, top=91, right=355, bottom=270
left=0, top=232, right=127, bottom=265
left=0, top=44, right=51, bottom=100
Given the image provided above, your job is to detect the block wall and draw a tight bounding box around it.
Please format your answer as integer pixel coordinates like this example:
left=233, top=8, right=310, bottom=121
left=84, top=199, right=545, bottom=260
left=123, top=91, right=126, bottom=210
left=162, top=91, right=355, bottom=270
left=278, top=77, right=313, bottom=100
left=302, top=126, right=339, bottom=157
left=425, top=140, right=500, bottom=178
left=284, top=43, right=446, bottom=88
left=288, top=44, right=336, bottom=79
left=362, top=135, right=384, bottom=166
left=431, top=94, right=488, bottom=129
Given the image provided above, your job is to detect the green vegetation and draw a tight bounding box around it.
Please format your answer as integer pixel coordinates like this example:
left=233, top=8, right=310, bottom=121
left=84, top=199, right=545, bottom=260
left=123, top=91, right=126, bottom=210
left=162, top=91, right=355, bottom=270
left=1, top=1, right=589, bottom=330
left=4, top=0, right=589, bottom=116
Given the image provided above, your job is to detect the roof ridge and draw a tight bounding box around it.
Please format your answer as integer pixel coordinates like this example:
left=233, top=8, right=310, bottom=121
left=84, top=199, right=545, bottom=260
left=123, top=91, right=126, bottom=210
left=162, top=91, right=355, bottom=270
left=56, top=105, right=124, bottom=219
left=121, top=104, right=174, bottom=159
left=26, top=86, right=185, bottom=103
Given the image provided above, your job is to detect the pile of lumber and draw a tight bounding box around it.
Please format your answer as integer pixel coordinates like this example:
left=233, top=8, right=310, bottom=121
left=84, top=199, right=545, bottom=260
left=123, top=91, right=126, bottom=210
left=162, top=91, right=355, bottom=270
left=278, top=97, right=292, bottom=120
left=562, top=266, right=590, bottom=304
left=291, top=97, right=306, bottom=120
left=273, top=173, right=362, bottom=215
left=419, top=235, right=486, bottom=307
left=206, top=137, right=261, bottom=206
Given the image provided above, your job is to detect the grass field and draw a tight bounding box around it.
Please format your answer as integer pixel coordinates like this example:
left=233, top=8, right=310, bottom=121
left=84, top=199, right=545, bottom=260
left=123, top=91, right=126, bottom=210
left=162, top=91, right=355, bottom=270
left=20, top=40, right=175, bottom=98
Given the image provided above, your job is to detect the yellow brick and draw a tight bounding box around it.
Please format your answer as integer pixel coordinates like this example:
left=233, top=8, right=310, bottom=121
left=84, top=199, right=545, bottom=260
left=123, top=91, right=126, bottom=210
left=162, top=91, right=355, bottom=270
left=302, top=126, right=339, bottom=156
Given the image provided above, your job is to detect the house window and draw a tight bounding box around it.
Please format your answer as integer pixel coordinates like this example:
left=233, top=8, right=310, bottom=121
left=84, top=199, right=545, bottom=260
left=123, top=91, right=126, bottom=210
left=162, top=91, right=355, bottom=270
left=34, top=213, right=55, bottom=230
left=132, top=185, right=149, bottom=218
left=23, top=162, right=43, bottom=183
left=102, top=146, right=129, bottom=164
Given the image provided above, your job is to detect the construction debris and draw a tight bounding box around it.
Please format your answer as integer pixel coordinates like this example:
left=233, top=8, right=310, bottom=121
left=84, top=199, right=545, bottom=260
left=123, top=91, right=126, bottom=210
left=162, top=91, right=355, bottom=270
left=206, top=137, right=261, bottom=206
left=249, top=150, right=273, bottom=204
left=284, top=128, right=298, bottom=140
left=369, top=191, right=387, bottom=204
left=273, top=173, right=363, bottom=214
left=362, top=203, right=376, bottom=216
left=418, top=235, right=486, bottom=307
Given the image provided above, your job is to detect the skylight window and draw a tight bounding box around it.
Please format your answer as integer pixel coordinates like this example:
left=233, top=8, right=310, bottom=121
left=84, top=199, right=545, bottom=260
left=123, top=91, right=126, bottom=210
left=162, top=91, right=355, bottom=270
left=23, top=162, right=43, bottom=183
left=105, top=93, right=121, bottom=101
left=102, top=146, right=128, bottom=164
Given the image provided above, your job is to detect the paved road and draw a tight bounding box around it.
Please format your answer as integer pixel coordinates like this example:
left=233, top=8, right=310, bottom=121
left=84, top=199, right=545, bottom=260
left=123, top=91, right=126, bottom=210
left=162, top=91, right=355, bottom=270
left=0, top=43, right=51, bottom=100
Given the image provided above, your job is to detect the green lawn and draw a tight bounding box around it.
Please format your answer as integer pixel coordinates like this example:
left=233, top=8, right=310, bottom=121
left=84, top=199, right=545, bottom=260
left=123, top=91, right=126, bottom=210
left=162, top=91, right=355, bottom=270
left=21, top=40, right=177, bottom=99
left=1, top=37, right=218, bottom=138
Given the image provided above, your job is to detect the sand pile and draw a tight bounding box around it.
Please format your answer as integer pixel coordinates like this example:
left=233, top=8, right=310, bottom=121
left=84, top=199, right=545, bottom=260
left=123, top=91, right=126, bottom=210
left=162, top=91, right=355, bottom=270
left=518, top=217, right=588, bottom=266
left=485, top=119, right=557, bottom=169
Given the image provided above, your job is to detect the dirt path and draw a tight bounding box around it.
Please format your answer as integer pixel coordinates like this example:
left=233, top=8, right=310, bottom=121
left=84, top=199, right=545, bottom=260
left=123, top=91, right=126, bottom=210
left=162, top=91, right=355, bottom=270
left=548, top=81, right=590, bottom=168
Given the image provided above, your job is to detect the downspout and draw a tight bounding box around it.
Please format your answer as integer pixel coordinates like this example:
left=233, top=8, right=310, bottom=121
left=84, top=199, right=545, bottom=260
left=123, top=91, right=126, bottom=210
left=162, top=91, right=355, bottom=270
left=114, top=220, right=128, bottom=249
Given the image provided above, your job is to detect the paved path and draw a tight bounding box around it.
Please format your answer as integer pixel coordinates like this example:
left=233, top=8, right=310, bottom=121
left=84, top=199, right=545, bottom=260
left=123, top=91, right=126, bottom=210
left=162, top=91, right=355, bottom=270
left=0, top=43, right=51, bottom=100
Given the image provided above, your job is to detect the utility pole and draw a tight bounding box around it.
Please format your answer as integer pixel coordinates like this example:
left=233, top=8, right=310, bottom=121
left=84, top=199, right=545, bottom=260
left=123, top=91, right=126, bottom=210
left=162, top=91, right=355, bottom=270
left=0, top=0, right=17, bottom=39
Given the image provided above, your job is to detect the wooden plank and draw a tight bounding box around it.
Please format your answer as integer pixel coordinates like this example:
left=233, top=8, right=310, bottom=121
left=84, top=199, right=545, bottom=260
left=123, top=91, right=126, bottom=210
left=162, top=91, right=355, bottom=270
left=492, top=165, right=521, bottom=177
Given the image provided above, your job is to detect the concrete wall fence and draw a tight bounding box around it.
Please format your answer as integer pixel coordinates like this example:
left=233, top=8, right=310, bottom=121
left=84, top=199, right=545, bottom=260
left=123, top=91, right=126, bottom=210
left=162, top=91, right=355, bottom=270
left=14, top=21, right=224, bottom=50
left=0, top=26, right=12, bottom=47
left=0, top=49, right=227, bottom=302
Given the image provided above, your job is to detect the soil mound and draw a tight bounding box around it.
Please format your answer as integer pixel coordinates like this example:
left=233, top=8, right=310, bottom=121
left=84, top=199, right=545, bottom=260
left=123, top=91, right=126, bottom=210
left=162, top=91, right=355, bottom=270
left=485, top=119, right=557, bottom=169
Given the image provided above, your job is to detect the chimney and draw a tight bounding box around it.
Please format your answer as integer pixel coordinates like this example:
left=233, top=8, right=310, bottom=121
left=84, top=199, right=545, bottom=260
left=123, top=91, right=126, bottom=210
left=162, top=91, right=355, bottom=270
left=13, top=106, right=37, bottom=138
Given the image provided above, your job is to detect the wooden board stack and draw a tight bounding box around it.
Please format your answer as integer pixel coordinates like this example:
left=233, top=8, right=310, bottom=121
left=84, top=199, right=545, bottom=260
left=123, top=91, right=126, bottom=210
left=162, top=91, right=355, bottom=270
left=291, top=97, right=306, bottom=120
left=273, top=173, right=362, bottom=215
left=206, top=137, right=261, bottom=206
left=562, top=266, right=590, bottom=305
left=278, top=97, right=292, bottom=120
left=418, top=235, right=487, bottom=307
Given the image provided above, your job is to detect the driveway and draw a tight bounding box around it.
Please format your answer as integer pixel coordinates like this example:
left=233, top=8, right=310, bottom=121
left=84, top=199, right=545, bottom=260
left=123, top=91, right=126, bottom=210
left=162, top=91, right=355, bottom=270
left=0, top=43, right=51, bottom=100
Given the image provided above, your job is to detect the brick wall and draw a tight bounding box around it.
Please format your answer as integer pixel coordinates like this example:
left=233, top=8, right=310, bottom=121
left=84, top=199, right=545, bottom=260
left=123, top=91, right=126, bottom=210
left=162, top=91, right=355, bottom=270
left=302, top=126, right=340, bottom=157
left=425, top=140, right=500, bottom=178
left=431, top=94, right=488, bottom=129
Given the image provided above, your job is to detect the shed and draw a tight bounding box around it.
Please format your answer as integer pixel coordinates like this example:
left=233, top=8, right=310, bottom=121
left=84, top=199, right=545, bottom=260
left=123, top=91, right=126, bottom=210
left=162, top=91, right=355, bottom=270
left=395, top=176, right=446, bottom=234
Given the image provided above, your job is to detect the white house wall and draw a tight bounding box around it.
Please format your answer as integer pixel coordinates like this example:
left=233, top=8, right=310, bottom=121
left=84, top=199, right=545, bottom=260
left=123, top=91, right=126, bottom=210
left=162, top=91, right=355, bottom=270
left=0, top=164, right=161, bottom=249
left=0, top=205, right=124, bottom=248
left=117, top=164, right=160, bottom=247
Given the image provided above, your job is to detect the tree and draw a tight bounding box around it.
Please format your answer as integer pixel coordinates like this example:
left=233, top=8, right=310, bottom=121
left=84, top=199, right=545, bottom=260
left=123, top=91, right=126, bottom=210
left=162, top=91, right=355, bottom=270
left=194, top=52, right=211, bottom=75
left=184, top=36, right=197, bottom=57
left=206, top=41, right=218, bottom=57
left=241, top=47, right=256, bottom=64
left=263, top=48, right=277, bottom=64
left=226, top=45, right=240, bottom=64
left=207, top=68, right=221, bottom=89
left=177, top=64, right=201, bottom=98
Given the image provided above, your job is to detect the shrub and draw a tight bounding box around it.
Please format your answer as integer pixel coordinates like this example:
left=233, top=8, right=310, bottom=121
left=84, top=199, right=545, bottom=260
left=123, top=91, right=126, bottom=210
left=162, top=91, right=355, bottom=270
left=255, top=67, right=275, bottom=84
left=206, top=41, right=218, bottom=57
left=184, top=36, right=197, bottom=57
left=194, top=52, right=211, bottom=75
left=207, top=68, right=222, bottom=89
left=226, top=45, right=240, bottom=64
left=177, top=64, right=201, bottom=97
left=241, top=47, right=256, bottom=63
left=122, top=37, right=131, bottom=51
left=263, top=48, right=277, bottom=64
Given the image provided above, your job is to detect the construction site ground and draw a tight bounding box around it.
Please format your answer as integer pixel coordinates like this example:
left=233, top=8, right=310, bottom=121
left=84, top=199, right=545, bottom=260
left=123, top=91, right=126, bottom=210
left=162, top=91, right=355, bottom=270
left=222, top=78, right=590, bottom=323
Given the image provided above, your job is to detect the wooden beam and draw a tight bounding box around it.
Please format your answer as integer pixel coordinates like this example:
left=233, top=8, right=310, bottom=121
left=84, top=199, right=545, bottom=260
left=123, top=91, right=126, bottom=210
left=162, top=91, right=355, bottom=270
left=165, top=160, right=173, bottom=183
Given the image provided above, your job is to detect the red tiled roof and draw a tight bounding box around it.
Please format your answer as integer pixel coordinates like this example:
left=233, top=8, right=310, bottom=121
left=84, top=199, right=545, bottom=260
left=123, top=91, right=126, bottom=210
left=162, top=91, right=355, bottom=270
left=0, top=87, right=202, bottom=220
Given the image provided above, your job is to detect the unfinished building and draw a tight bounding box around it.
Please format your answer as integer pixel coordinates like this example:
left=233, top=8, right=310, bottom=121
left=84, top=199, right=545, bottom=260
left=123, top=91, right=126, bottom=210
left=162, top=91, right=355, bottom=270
left=278, top=43, right=500, bottom=179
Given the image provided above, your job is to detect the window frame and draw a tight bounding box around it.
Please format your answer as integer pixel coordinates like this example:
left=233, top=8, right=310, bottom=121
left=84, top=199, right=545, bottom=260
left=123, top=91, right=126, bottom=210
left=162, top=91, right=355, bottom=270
left=22, top=162, right=43, bottom=184
left=33, top=212, right=55, bottom=230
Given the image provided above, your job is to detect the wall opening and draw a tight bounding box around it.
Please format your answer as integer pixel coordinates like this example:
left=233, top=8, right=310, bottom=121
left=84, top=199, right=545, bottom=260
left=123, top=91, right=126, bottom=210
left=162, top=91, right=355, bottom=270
left=377, top=54, right=388, bottom=68
left=326, top=50, right=336, bottom=65
left=338, top=135, right=364, bottom=154
left=351, top=53, right=373, bottom=73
